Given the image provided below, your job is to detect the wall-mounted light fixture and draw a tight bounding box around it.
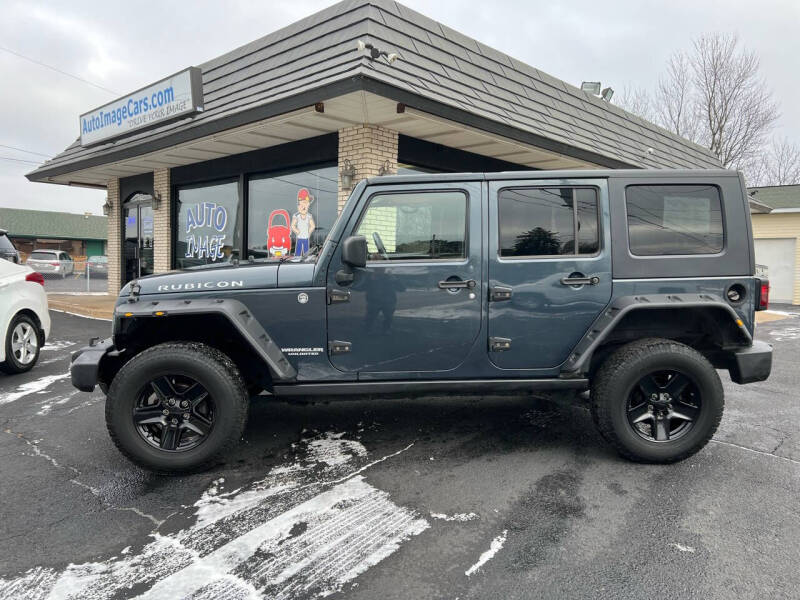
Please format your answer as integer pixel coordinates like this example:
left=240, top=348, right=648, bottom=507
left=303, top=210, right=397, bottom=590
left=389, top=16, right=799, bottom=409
left=340, top=159, right=356, bottom=190
left=102, top=197, right=112, bottom=216
left=377, top=160, right=392, bottom=177
left=151, top=190, right=162, bottom=211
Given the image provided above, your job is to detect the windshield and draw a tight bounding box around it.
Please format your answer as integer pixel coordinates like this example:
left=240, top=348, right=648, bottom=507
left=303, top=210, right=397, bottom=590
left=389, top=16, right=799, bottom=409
left=30, top=251, right=56, bottom=260
left=89, top=256, right=108, bottom=263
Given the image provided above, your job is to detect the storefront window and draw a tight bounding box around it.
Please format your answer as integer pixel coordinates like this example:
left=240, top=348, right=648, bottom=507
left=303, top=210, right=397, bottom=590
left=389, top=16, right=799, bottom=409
left=175, top=180, right=241, bottom=268
left=247, top=164, right=338, bottom=259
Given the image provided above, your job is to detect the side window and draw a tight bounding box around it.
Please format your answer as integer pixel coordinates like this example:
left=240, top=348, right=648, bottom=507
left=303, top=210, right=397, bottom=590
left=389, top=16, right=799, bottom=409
left=355, top=191, right=467, bottom=261
left=626, top=185, right=723, bottom=256
left=498, top=187, right=599, bottom=257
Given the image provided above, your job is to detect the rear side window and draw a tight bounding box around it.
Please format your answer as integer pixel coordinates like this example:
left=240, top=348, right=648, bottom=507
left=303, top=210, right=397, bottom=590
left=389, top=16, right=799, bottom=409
left=498, top=187, right=599, bottom=257
left=626, top=185, right=723, bottom=256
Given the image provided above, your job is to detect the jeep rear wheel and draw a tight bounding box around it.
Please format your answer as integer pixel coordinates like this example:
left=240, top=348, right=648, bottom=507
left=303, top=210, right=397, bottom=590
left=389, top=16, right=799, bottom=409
left=591, top=338, right=723, bottom=463
left=106, top=342, right=248, bottom=473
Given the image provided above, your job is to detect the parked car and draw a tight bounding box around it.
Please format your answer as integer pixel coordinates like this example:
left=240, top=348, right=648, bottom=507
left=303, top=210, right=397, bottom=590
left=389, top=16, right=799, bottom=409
left=26, top=249, right=74, bottom=278
left=0, top=229, right=20, bottom=264
left=85, top=255, right=108, bottom=279
left=0, top=259, right=50, bottom=373
left=71, top=169, right=772, bottom=472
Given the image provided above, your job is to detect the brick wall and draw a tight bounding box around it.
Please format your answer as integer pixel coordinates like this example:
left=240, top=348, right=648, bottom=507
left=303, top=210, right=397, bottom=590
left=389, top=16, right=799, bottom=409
left=337, top=125, right=398, bottom=212
left=153, top=168, right=171, bottom=273
left=106, top=178, right=122, bottom=294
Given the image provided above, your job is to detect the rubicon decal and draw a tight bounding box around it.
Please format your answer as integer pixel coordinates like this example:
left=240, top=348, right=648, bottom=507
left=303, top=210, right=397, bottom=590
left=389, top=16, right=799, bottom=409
left=157, top=281, right=244, bottom=292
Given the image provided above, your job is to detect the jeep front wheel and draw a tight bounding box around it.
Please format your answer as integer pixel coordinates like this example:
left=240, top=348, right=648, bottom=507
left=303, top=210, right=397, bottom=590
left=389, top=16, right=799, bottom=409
left=106, top=342, right=248, bottom=472
left=591, top=338, right=723, bottom=463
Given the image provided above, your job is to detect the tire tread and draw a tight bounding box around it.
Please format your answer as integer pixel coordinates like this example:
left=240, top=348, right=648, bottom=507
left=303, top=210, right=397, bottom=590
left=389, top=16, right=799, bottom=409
left=105, top=342, right=248, bottom=473
left=591, top=338, right=723, bottom=463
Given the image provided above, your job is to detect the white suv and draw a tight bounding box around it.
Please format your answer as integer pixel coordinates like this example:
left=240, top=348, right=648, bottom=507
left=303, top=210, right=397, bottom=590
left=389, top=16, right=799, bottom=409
left=26, top=249, right=74, bottom=279
left=0, top=259, right=50, bottom=373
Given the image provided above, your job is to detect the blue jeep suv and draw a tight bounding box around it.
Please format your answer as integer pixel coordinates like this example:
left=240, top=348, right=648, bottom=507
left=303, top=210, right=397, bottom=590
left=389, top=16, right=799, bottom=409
left=71, top=169, right=772, bottom=472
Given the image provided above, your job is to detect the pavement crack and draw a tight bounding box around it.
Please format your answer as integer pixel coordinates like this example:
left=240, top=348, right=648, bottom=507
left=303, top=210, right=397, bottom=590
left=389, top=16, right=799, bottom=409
left=3, top=427, right=170, bottom=532
left=710, top=439, right=800, bottom=466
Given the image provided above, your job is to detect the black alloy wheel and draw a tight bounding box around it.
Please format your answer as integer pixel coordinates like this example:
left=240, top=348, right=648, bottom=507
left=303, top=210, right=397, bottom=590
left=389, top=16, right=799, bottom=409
left=134, top=375, right=215, bottom=452
left=591, top=338, right=724, bottom=463
left=106, top=342, right=249, bottom=472
left=626, top=370, right=701, bottom=443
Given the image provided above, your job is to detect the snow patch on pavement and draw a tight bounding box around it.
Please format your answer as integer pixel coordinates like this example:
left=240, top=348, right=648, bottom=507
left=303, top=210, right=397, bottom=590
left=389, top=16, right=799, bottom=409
left=769, top=326, right=800, bottom=341
left=671, top=543, right=696, bottom=553
left=431, top=512, right=478, bottom=522
left=0, top=372, right=70, bottom=406
left=0, top=431, right=427, bottom=600
left=465, top=530, right=508, bottom=576
left=41, top=340, right=76, bottom=352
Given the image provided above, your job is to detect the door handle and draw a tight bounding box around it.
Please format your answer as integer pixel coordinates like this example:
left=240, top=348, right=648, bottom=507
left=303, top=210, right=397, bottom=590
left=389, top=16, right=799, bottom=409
left=438, top=279, right=477, bottom=289
left=560, top=275, right=600, bottom=286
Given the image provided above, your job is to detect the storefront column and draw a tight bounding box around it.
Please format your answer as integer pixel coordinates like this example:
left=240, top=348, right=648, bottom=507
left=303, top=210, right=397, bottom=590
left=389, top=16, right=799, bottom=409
left=153, top=168, right=172, bottom=273
left=337, top=125, right=398, bottom=212
left=106, top=178, right=122, bottom=294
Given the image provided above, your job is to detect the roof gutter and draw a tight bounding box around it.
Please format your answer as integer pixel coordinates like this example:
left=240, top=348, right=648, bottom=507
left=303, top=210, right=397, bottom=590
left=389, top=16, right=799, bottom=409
left=28, top=72, right=643, bottom=183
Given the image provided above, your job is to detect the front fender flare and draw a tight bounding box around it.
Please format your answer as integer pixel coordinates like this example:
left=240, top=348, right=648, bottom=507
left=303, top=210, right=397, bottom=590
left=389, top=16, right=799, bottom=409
left=115, top=298, right=297, bottom=381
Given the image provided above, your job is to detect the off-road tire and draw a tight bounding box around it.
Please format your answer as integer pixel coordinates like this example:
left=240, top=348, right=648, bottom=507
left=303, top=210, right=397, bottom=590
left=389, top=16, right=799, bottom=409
left=106, top=342, right=248, bottom=473
left=591, top=338, right=723, bottom=463
left=0, top=313, right=42, bottom=374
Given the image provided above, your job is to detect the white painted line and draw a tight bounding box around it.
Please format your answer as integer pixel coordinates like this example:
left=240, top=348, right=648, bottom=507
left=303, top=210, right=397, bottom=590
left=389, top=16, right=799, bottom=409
left=671, top=543, right=696, bottom=553
left=47, top=292, right=109, bottom=296
left=0, top=372, right=70, bottom=406
left=49, top=308, right=112, bottom=322
left=465, top=530, right=507, bottom=576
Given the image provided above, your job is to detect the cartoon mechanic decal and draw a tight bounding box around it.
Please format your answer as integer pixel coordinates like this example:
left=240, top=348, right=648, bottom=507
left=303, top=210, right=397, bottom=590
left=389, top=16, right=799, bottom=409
left=291, top=188, right=316, bottom=256
left=267, top=209, right=291, bottom=257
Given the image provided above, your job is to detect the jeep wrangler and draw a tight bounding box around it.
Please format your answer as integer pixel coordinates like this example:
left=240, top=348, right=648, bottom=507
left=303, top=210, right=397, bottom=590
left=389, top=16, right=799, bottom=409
left=71, top=169, right=772, bottom=472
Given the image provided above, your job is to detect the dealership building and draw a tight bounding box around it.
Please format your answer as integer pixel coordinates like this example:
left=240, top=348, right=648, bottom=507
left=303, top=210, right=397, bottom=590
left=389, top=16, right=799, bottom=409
left=27, top=0, right=720, bottom=293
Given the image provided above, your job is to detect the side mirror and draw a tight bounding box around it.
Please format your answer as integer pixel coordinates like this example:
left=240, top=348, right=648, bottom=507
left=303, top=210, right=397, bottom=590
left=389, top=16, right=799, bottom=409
left=341, top=235, right=367, bottom=268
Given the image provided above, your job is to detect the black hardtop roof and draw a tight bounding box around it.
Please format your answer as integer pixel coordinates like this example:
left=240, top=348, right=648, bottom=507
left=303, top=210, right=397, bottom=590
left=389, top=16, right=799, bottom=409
left=367, top=168, right=740, bottom=185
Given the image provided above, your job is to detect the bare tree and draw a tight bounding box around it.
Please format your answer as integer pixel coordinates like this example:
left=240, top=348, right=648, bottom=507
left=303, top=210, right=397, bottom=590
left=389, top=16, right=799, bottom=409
left=655, top=51, right=701, bottom=142
left=691, top=34, right=779, bottom=169
left=616, top=85, right=655, bottom=123
left=616, top=33, right=780, bottom=175
left=749, top=137, right=800, bottom=186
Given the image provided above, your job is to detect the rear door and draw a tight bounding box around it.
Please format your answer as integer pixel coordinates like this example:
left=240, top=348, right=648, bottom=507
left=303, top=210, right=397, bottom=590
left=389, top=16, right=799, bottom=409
left=326, top=181, right=483, bottom=374
left=487, top=178, right=612, bottom=369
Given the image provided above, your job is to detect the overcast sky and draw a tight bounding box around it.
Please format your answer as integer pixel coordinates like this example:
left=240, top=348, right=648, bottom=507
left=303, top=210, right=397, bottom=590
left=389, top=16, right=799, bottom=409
left=1, top=0, right=798, bottom=216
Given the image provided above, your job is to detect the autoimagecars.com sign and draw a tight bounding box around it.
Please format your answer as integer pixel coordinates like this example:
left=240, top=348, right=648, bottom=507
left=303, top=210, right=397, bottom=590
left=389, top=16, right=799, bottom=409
left=79, top=67, right=203, bottom=146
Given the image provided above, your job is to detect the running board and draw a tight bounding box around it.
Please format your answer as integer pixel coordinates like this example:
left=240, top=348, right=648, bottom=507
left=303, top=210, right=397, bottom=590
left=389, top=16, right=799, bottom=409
left=272, top=378, right=588, bottom=397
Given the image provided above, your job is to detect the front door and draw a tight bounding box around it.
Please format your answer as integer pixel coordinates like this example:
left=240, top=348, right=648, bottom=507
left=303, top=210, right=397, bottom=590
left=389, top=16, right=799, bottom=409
left=327, top=182, right=483, bottom=374
left=487, top=179, right=612, bottom=370
left=123, top=194, right=154, bottom=283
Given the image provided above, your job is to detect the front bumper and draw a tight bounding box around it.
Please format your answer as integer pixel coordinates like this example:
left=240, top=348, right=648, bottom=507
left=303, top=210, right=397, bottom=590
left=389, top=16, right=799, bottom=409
left=729, top=340, right=773, bottom=384
left=70, top=338, right=115, bottom=392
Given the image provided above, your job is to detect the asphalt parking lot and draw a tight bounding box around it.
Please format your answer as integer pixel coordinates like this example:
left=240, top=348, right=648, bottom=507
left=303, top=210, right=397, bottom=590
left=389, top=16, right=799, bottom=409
left=1, top=310, right=798, bottom=599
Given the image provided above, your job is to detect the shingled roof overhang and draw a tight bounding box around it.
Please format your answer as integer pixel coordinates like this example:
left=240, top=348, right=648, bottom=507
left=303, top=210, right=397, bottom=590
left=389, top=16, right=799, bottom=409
left=27, top=0, right=720, bottom=187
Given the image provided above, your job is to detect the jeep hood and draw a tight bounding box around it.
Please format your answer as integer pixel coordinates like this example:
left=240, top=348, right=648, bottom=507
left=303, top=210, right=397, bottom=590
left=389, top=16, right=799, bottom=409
left=119, top=262, right=315, bottom=296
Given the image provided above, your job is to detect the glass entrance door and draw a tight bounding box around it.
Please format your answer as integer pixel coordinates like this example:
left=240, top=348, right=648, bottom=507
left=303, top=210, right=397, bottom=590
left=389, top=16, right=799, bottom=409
left=124, top=194, right=154, bottom=283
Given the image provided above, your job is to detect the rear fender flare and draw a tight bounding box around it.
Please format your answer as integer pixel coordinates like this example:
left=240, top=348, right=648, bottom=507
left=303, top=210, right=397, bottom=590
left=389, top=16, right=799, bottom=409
left=561, top=293, right=752, bottom=375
